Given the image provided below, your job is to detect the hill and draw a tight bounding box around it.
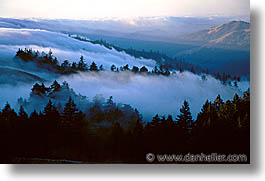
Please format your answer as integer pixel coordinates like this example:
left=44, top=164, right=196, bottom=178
left=175, top=21, right=250, bottom=76
left=0, top=67, right=44, bottom=85
left=181, top=21, right=250, bottom=50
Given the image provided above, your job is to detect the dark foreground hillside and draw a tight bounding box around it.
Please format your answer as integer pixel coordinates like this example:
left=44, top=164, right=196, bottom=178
left=0, top=81, right=250, bottom=164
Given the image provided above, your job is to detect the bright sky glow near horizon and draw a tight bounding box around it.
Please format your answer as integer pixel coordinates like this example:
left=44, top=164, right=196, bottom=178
left=0, top=0, right=249, bottom=19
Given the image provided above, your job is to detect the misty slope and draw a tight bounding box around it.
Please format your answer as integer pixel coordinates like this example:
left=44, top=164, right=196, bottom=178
left=0, top=18, right=251, bottom=77
left=181, top=21, right=250, bottom=50
left=0, top=70, right=249, bottom=121
left=0, top=18, right=251, bottom=122
left=0, top=67, right=44, bottom=85
left=0, top=28, right=156, bottom=71
left=174, top=21, right=250, bottom=76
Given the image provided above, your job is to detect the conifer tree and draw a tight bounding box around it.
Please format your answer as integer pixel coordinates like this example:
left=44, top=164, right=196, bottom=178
left=214, top=94, right=224, bottom=111
left=50, top=80, right=61, bottom=92
left=78, top=55, right=88, bottom=71
left=71, top=62, right=77, bottom=70
left=196, top=100, right=211, bottom=128
left=63, top=97, right=78, bottom=129
left=61, top=60, right=70, bottom=69
left=43, top=100, right=60, bottom=131
left=176, top=100, right=193, bottom=131
left=140, top=66, right=148, bottom=73
left=151, top=114, right=160, bottom=128
left=89, top=61, right=99, bottom=71
left=18, top=106, right=28, bottom=122
left=132, top=66, right=139, bottom=73
left=29, top=110, right=39, bottom=125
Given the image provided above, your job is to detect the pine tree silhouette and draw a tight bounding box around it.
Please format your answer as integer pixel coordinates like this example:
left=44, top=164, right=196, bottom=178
left=89, top=61, right=99, bottom=71
left=176, top=100, right=193, bottom=131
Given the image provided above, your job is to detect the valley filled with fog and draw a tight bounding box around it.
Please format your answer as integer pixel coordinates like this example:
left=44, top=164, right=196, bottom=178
left=0, top=17, right=250, bottom=121
left=0, top=0, right=251, bottom=164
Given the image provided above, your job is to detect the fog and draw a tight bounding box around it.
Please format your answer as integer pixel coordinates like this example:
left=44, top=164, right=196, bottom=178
left=0, top=26, right=250, bottom=121
left=54, top=71, right=249, bottom=120
left=0, top=17, right=250, bottom=43
left=0, top=66, right=249, bottom=121
left=0, top=28, right=156, bottom=70
left=0, top=84, right=32, bottom=108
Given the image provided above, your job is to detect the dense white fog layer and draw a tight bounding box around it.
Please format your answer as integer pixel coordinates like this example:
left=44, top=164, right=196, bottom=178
left=0, top=28, right=156, bottom=70
left=0, top=70, right=249, bottom=121
left=55, top=71, right=249, bottom=120
left=0, top=70, right=249, bottom=120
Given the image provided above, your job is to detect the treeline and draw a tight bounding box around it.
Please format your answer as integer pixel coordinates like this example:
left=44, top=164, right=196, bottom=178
left=0, top=81, right=250, bottom=163
left=71, top=35, right=203, bottom=72
left=15, top=48, right=91, bottom=74
left=14, top=48, right=170, bottom=77
left=17, top=81, right=142, bottom=128
left=70, top=35, right=241, bottom=83
left=15, top=48, right=241, bottom=84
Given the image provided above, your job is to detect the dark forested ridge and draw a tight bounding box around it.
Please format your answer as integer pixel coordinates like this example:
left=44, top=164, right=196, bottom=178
left=0, top=81, right=250, bottom=163
left=15, top=48, right=241, bottom=84
left=69, top=35, right=243, bottom=82
left=70, top=35, right=205, bottom=72
left=15, top=48, right=89, bottom=74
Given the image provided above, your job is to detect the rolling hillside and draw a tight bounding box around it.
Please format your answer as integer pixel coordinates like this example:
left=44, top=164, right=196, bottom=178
left=175, top=21, right=250, bottom=76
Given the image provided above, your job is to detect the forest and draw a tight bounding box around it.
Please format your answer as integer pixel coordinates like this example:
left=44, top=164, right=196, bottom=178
left=70, top=36, right=242, bottom=83
left=0, top=81, right=250, bottom=163
left=15, top=47, right=241, bottom=85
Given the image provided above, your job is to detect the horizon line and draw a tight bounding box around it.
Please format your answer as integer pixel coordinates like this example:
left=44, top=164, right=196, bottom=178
left=0, top=14, right=250, bottom=22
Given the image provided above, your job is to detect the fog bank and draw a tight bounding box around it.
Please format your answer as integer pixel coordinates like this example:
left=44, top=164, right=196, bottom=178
left=57, top=71, right=249, bottom=120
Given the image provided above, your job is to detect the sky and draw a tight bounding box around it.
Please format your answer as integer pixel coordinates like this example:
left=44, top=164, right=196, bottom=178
left=0, top=0, right=250, bottom=19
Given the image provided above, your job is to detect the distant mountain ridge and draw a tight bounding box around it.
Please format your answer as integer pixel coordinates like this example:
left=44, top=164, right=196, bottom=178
left=180, top=21, right=250, bottom=50
left=173, top=21, right=250, bottom=76
left=0, top=17, right=248, bottom=43
left=0, top=19, right=250, bottom=77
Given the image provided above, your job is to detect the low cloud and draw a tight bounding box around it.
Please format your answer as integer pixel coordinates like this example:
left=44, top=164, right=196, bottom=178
left=57, top=71, right=249, bottom=120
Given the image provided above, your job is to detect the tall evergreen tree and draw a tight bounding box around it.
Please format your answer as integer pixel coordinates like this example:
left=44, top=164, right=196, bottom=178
left=29, top=110, right=39, bottom=125
left=78, top=55, right=88, bottom=71
left=196, top=100, right=211, bottom=128
left=71, top=62, right=77, bottom=70
left=18, top=106, right=28, bottom=123
left=151, top=114, right=160, bottom=128
left=176, top=100, right=193, bottom=131
left=214, top=94, right=224, bottom=111
left=62, top=97, right=79, bottom=129
left=43, top=100, right=60, bottom=131
left=1, top=103, right=17, bottom=123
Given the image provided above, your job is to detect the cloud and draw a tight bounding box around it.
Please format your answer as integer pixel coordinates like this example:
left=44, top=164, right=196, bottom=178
left=0, top=27, right=250, bottom=121
left=0, top=70, right=249, bottom=121
left=0, top=0, right=250, bottom=19
left=0, top=28, right=156, bottom=70
left=57, top=71, right=249, bottom=120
